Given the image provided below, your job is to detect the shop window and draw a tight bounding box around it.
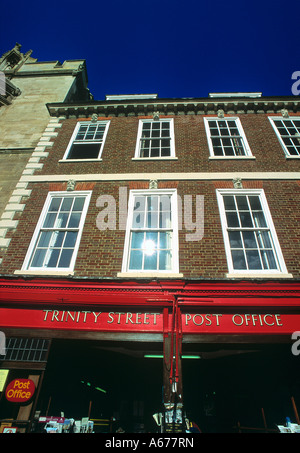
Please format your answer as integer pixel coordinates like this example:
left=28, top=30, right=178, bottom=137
left=121, top=189, right=179, bottom=273
left=63, top=121, right=110, bottom=160
left=269, top=117, right=300, bottom=157
left=2, top=338, right=50, bottom=362
left=204, top=117, right=252, bottom=157
left=216, top=189, right=288, bottom=275
left=22, top=191, right=91, bottom=271
left=134, top=119, right=175, bottom=159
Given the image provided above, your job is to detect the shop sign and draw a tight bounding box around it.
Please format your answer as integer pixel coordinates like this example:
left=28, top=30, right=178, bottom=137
left=0, top=307, right=300, bottom=335
left=5, top=379, right=35, bottom=403
left=38, top=416, right=65, bottom=424
left=3, top=427, right=17, bottom=433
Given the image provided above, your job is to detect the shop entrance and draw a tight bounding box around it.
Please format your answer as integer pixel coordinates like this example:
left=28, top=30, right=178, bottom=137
left=182, top=342, right=300, bottom=433
left=36, top=338, right=164, bottom=433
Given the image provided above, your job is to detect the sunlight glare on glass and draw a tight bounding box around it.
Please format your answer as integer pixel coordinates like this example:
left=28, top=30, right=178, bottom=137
left=142, top=239, right=156, bottom=256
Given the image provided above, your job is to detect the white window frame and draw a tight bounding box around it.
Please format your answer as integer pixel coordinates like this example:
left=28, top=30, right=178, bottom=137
left=21, top=191, right=91, bottom=272
left=61, top=121, right=110, bottom=161
left=216, top=189, right=289, bottom=277
left=120, top=189, right=180, bottom=276
left=269, top=116, right=300, bottom=158
left=204, top=117, right=254, bottom=159
left=133, top=118, right=176, bottom=159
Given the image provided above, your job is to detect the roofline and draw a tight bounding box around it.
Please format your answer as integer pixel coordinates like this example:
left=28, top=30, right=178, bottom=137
left=46, top=94, right=300, bottom=118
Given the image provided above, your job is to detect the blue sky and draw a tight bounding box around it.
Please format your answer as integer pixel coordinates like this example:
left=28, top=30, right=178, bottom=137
left=1, top=0, right=299, bottom=100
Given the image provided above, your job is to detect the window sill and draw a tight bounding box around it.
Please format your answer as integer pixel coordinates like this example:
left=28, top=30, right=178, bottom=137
left=14, top=269, right=75, bottom=276
left=209, top=156, right=256, bottom=160
left=117, top=272, right=183, bottom=278
left=226, top=272, right=293, bottom=279
left=285, top=155, right=300, bottom=159
left=59, top=159, right=103, bottom=162
left=132, top=157, right=178, bottom=161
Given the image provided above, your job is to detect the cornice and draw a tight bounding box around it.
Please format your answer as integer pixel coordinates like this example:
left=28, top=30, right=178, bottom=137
left=46, top=96, right=300, bottom=118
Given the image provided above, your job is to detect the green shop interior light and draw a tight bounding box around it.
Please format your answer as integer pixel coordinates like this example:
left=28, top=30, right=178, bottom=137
left=81, top=380, right=107, bottom=393
left=144, top=354, right=201, bottom=359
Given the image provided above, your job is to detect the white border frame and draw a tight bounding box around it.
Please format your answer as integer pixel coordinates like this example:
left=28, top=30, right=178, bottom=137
left=133, top=118, right=176, bottom=160
left=21, top=190, right=92, bottom=272
left=216, top=188, right=289, bottom=276
left=61, top=121, right=110, bottom=161
left=204, top=117, right=253, bottom=159
left=120, top=189, right=180, bottom=275
left=269, top=116, right=300, bottom=159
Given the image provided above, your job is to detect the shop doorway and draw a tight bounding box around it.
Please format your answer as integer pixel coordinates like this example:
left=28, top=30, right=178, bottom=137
left=36, top=338, right=164, bottom=433
left=182, top=342, right=300, bottom=432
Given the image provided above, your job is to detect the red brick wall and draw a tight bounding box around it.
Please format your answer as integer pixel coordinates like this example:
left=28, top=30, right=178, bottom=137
left=1, top=180, right=299, bottom=279
left=35, top=114, right=300, bottom=176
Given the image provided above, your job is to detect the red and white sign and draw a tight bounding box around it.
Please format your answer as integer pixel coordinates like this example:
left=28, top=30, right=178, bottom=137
left=3, top=427, right=17, bottom=433
left=0, top=307, right=300, bottom=335
left=5, top=379, right=35, bottom=403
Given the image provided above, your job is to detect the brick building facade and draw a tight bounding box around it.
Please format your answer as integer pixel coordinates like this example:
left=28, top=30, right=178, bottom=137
left=0, top=92, right=300, bottom=433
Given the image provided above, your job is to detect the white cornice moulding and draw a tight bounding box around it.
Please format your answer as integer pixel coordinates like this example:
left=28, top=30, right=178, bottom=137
left=20, top=172, right=300, bottom=183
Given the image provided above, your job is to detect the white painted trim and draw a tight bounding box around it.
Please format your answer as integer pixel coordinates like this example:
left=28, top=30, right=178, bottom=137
left=132, top=157, right=178, bottom=161
left=59, top=158, right=103, bottom=163
left=216, top=188, right=289, bottom=275
left=134, top=118, right=176, bottom=159
left=62, top=120, right=110, bottom=161
left=117, top=272, right=184, bottom=278
left=14, top=270, right=75, bottom=276
left=226, top=273, right=293, bottom=279
left=269, top=116, right=300, bottom=158
left=204, top=117, right=253, bottom=158
left=21, top=190, right=92, bottom=272
left=121, top=189, right=179, bottom=274
left=208, top=156, right=256, bottom=160
left=19, top=172, right=300, bottom=183
left=209, top=92, right=262, bottom=98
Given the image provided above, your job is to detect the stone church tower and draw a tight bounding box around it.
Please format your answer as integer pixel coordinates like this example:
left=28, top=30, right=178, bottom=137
left=0, top=43, right=92, bottom=226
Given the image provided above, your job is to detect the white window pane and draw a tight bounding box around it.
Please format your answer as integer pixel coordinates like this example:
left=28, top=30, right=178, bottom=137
left=64, top=231, right=78, bottom=248
left=49, top=231, right=64, bottom=248
left=58, top=249, right=74, bottom=268
left=73, top=197, right=85, bottom=211
left=55, top=212, right=68, bottom=228
left=246, top=250, right=262, bottom=270
left=242, top=231, right=256, bottom=248
left=68, top=213, right=81, bottom=228
left=61, top=198, right=73, bottom=212
left=31, top=249, right=46, bottom=267
left=131, top=232, right=144, bottom=249
left=28, top=193, right=89, bottom=270
left=48, top=198, right=62, bottom=212
left=37, top=231, right=52, bottom=248
left=45, top=249, right=60, bottom=268
left=231, top=250, right=247, bottom=269
left=144, top=252, right=157, bottom=270
left=129, top=250, right=143, bottom=270
left=43, top=213, right=56, bottom=228
left=159, top=232, right=172, bottom=249
left=228, top=231, right=242, bottom=249
left=159, top=250, right=172, bottom=270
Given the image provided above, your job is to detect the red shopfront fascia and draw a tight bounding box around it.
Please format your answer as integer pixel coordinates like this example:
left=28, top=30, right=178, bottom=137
left=0, top=278, right=300, bottom=337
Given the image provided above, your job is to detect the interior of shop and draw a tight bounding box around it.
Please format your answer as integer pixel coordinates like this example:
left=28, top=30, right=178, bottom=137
left=29, top=338, right=300, bottom=433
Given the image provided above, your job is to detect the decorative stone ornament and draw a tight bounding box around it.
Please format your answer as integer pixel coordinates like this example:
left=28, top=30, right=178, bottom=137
left=91, top=114, right=98, bottom=123
left=149, top=179, right=158, bottom=189
left=217, top=109, right=225, bottom=118
left=67, top=180, right=76, bottom=191
left=233, top=178, right=243, bottom=189
left=281, top=109, right=289, bottom=118
left=153, top=112, right=160, bottom=120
